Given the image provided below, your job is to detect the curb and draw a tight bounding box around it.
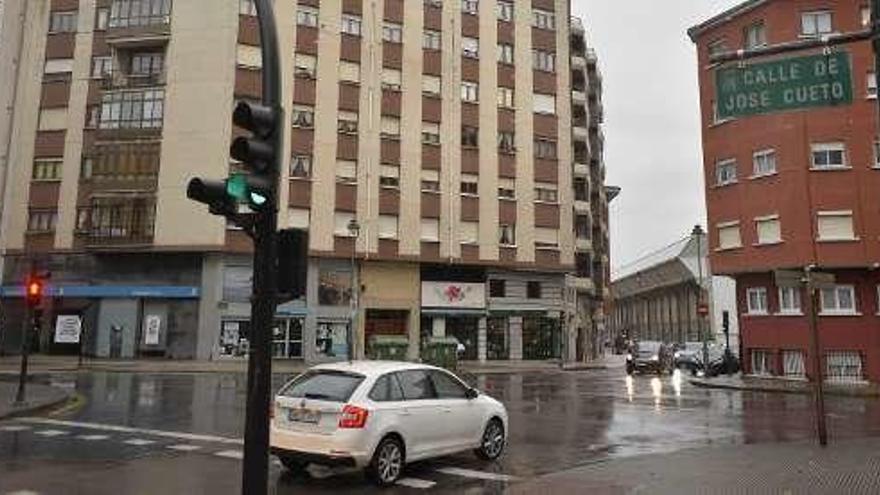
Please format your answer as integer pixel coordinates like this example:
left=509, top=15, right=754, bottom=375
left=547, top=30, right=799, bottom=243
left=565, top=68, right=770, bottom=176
left=0, top=390, right=72, bottom=421
left=689, top=378, right=880, bottom=397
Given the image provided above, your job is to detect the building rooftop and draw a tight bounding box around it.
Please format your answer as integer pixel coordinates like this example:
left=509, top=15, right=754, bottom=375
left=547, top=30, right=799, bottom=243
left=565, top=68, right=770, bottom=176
left=687, top=0, right=767, bottom=42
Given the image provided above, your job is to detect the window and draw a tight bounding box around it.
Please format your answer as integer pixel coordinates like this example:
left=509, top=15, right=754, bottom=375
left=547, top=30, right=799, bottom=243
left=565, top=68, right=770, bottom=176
left=752, top=149, right=777, bottom=176
left=369, top=374, right=405, bottom=402
left=717, top=222, right=742, bottom=250
left=535, top=228, right=559, bottom=249
left=430, top=370, right=468, bottom=399
left=44, top=59, right=74, bottom=76
left=424, top=0, right=442, bottom=6
left=498, top=43, right=514, bottom=64
left=817, top=211, right=855, bottom=241
left=288, top=208, right=310, bottom=229
left=755, top=215, right=781, bottom=245
left=99, top=89, right=164, bottom=129
left=279, top=370, right=364, bottom=402
left=422, top=121, right=440, bottom=145
left=423, top=75, right=441, bottom=96
left=338, top=110, right=358, bottom=134
left=422, top=170, right=440, bottom=192
left=92, top=56, right=113, bottom=79
left=874, top=140, right=880, bottom=168
left=708, top=39, right=728, bottom=57
left=461, top=174, right=478, bottom=195
left=782, top=350, right=806, bottom=378
left=383, top=70, right=402, bottom=93
left=534, top=138, right=557, bottom=159
left=339, top=61, right=361, bottom=84
left=383, top=22, right=403, bottom=43
left=291, top=105, right=314, bottom=128
left=336, top=160, right=357, bottom=184
left=461, top=0, right=479, bottom=15
left=820, top=285, right=857, bottom=314
left=868, top=71, right=877, bottom=98
left=534, top=184, right=558, bottom=203
left=533, top=93, right=556, bottom=114
left=341, top=14, right=362, bottom=36
left=423, top=30, right=441, bottom=50
left=290, top=154, right=312, bottom=178
left=499, top=224, right=516, bottom=246
left=575, top=215, right=591, bottom=239
left=397, top=370, right=437, bottom=400
left=750, top=350, right=772, bottom=376
left=497, top=1, right=514, bottom=22
left=461, top=125, right=479, bottom=147
left=801, top=11, right=833, bottom=37
left=778, top=287, right=802, bottom=314
left=533, top=50, right=556, bottom=72
left=811, top=142, right=847, bottom=169
left=294, top=53, right=317, bottom=78
left=743, top=22, right=767, bottom=49
left=27, top=210, right=58, bottom=232
left=379, top=215, right=398, bottom=239
left=462, top=37, right=479, bottom=58
left=96, top=8, right=110, bottom=30
left=497, top=87, right=514, bottom=108
left=32, top=159, right=62, bottom=181
left=380, top=116, right=401, bottom=139
left=297, top=6, right=319, bottom=27
left=715, top=159, right=737, bottom=185
left=498, top=178, right=515, bottom=199
left=333, top=212, right=356, bottom=237
left=131, top=52, right=164, bottom=76
left=746, top=287, right=768, bottom=314
left=421, top=219, right=439, bottom=242
left=461, top=81, right=479, bottom=102
left=527, top=281, right=542, bottom=299
left=109, top=0, right=171, bottom=28
left=862, top=6, right=872, bottom=27
left=498, top=131, right=515, bottom=153
left=826, top=351, right=864, bottom=383
left=49, top=11, right=77, bottom=33
left=460, top=221, right=478, bottom=244
left=532, top=8, right=556, bottom=30
left=379, top=164, right=400, bottom=188
left=489, top=279, right=506, bottom=298
left=240, top=0, right=257, bottom=16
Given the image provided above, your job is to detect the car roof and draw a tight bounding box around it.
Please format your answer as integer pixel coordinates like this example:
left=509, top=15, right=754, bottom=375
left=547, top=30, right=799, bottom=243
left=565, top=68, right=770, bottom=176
left=309, top=360, right=441, bottom=377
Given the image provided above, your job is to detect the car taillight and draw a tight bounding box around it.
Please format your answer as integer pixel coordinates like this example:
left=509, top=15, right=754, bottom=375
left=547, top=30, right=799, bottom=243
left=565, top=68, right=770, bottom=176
left=338, top=405, right=369, bottom=429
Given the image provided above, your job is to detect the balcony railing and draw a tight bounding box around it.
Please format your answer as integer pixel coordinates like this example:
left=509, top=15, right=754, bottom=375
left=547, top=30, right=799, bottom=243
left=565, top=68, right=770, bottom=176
left=77, top=197, right=156, bottom=246
left=100, top=72, right=165, bottom=90
left=109, top=0, right=172, bottom=29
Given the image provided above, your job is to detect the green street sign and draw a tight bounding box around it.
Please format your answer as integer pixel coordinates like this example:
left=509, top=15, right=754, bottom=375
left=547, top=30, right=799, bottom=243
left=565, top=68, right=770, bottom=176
left=715, top=51, right=852, bottom=120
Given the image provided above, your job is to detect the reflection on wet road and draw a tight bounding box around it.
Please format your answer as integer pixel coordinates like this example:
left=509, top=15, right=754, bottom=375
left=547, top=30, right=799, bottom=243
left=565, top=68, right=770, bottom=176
left=1, top=367, right=879, bottom=494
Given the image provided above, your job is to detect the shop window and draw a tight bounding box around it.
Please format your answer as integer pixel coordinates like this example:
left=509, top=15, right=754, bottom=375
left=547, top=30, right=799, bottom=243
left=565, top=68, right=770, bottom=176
left=271, top=318, right=304, bottom=359
left=487, top=317, right=509, bottom=360
left=219, top=320, right=250, bottom=357
left=315, top=320, right=349, bottom=359
left=522, top=316, right=561, bottom=359
left=318, top=267, right=352, bottom=306
left=489, top=279, right=506, bottom=298
left=527, top=281, right=542, bottom=299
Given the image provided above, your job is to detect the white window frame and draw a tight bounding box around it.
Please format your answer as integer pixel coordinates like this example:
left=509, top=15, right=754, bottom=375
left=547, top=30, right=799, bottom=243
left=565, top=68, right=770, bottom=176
left=715, top=158, right=738, bottom=185
left=533, top=93, right=556, bottom=115
left=92, top=56, right=113, bottom=79
left=817, top=210, right=856, bottom=242
left=297, top=6, right=319, bottom=27
left=868, top=71, right=877, bottom=99
left=755, top=214, right=782, bottom=245
left=782, top=350, right=806, bottom=378
left=497, top=1, right=514, bottom=22
left=461, top=81, right=479, bottom=102
left=801, top=10, right=833, bottom=37
left=752, top=148, right=777, bottom=177
left=744, top=22, right=767, bottom=49
left=532, top=49, right=556, bottom=72
left=499, top=223, right=516, bottom=247
left=462, top=0, right=479, bottom=15
left=532, top=8, right=556, bottom=30
left=335, top=159, right=357, bottom=184
left=290, top=154, right=312, bottom=178
left=825, top=351, right=865, bottom=383
left=383, top=22, right=403, bottom=43
left=497, top=87, right=514, bottom=108
left=378, top=215, right=399, bottom=240
left=778, top=286, right=802, bottom=315
left=746, top=287, right=769, bottom=315
left=862, top=7, right=872, bottom=28
left=422, top=121, right=440, bottom=145
left=423, top=30, right=441, bottom=51
left=498, top=43, right=514, bottom=65
left=874, top=140, right=880, bottom=169
left=340, top=14, right=362, bottom=36
left=462, top=37, right=480, bottom=59
left=819, top=285, right=858, bottom=315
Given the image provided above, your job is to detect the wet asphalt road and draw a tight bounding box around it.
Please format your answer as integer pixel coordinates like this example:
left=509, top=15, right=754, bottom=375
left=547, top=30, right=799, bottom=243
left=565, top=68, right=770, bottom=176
left=2, top=367, right=880, bottom=494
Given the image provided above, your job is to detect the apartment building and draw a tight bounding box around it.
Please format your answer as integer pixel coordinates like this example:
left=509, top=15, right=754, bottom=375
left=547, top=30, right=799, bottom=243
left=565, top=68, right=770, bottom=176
left=689, top=0, right=880, bottom=383
left=0, top=0, right=612, bottom=364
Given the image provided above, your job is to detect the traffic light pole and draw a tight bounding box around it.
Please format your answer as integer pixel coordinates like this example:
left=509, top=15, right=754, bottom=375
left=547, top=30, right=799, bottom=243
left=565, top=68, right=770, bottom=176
left=241, top=1, right=282, bottom=494
left=14, top=305, right=32, bottom=404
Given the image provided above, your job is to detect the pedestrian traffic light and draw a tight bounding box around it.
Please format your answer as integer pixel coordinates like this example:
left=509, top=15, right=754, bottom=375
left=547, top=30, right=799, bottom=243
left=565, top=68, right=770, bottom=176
left=25, top=276, right=44, bottom=309
left=228, top=100, right=280, bottom=211
left=277, top=229, right=308, bottom=302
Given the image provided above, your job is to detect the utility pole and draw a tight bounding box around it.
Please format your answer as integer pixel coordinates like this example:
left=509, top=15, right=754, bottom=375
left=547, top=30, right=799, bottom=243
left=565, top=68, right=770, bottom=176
left=16, top=264, right=44, bottom=404
left=692, top=225, right=709, bottom=370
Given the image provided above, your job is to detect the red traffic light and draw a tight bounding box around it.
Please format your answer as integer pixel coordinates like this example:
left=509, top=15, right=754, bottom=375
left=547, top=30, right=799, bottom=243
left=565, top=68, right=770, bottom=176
left=25, top=277, right=44, bottom=308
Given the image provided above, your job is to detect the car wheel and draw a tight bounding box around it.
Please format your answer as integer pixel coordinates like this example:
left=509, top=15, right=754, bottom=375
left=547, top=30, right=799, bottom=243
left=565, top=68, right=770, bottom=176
left=367, top=436, right=405, bottom=486
left=475, top=418, right=506, bottom=461
left=278, top=455, right=308, bottom=474
left=625, top=364, right=634, bottom=375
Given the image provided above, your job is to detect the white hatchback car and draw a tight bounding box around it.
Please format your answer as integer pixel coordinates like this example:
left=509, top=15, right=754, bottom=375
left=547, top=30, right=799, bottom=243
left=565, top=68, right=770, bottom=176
left=270, top=361, right=508, bottom=485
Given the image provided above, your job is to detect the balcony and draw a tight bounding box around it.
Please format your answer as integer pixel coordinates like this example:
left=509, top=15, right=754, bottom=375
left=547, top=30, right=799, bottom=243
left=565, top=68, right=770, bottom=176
left=77, top=196, right=156, bottom=248
left=575, top=238, right=592, bottom=252
left=570, top=17, right=585, bottom=34
left=573, top=162, right=589, bottom=177
left=95, top=87, right=165, bottom=138
left=105, top=0, right=172, bottom=48
left=100, top=72, right=165, bottom=90
left=81, top=141, right=160, bottom=191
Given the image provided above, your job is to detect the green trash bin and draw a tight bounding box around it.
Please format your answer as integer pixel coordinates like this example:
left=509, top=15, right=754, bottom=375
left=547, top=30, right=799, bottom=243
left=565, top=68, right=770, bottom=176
left=368, top=335, right=410, bottom=361
left=421, top=337, right=460, bottom=371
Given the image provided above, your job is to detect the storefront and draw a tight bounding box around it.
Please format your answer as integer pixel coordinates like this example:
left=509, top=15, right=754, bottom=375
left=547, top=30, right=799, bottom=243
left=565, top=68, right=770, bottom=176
left=522, top=314, right=563, bottom=360
left=486, top=316, right=510, bottom=360
left=420, top=281, right=487, bottom=361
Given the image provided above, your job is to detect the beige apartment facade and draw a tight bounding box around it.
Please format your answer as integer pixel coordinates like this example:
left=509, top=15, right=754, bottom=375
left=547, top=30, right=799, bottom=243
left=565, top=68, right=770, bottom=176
left=0, top=0, right=612, bottom=363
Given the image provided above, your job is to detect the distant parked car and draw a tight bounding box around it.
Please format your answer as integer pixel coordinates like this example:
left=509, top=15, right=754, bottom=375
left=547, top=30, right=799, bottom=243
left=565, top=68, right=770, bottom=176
left=270, top=361, right=508, bottom=486
left=674, top=342, right=706, bottom=375
left=626, top=341, right=674, bottom=375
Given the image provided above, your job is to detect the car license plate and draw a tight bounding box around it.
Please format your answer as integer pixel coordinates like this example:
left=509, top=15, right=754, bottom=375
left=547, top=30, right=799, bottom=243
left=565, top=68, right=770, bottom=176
left=288, top=408, right=320, bottom=424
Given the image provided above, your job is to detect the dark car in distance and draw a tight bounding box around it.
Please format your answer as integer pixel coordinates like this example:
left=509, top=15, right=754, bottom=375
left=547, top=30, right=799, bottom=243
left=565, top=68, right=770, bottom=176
left=626, top=341, right=673, bottom=375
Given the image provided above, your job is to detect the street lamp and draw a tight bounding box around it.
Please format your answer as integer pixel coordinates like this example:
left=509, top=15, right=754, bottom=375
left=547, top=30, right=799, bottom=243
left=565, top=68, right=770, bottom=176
left=692, top=225, right=709, bottom=371
left=347, top=219, right=360, bottom=362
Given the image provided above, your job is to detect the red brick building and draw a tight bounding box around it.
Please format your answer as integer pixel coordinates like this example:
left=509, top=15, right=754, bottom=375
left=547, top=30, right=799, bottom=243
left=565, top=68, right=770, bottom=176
left=689, top=0, right=880, bottom=383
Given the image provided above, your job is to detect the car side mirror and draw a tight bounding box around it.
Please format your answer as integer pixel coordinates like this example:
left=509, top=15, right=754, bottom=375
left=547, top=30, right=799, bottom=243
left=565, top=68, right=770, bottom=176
left=465, top=387, right=479, bottom=400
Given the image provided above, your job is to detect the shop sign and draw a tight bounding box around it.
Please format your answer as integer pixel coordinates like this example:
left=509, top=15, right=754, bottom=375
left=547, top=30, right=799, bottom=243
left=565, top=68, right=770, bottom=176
left=144, top=315, right=161, bottom=345
left=54, top=315, right=82, bottom=344
left=421, top=282, right=486, bottom=309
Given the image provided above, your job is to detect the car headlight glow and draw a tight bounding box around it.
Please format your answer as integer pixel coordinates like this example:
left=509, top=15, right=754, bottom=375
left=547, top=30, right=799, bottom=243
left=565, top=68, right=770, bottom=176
left=626, top=353, right=633, bottom=361
left=674, top=351, right=681, bottom=359
left=651, top=354, right=659, bottom=361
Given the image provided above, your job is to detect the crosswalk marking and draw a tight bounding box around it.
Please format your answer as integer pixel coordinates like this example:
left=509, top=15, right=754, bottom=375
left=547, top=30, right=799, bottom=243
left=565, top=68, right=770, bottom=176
left=396, top=478, right=437, bottom=489
left=78, top=434, right=109, bottom=441
left=18, top=418, right=242, bottom=445
left=435, top=467, right=517, bottom=482
left=0, top=425, right=31, bottom=432
left=123, top=438, right=156, bottom=446
left=215, top=450, right=243, bottom=460
left=167, top=444, right=202, bottom=452
left=34, top=429, right=68, bottom=437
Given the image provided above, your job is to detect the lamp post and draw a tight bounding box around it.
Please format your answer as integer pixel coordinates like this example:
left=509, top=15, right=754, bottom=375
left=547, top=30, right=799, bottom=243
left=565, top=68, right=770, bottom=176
left=347, top=219, right=361, bottom=362
left=692, top=225, right=709, bottom=372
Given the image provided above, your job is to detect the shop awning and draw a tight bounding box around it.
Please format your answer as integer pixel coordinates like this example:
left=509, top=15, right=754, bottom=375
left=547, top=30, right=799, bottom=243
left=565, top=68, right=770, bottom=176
left=421, top=308, right=487, bottom=316
left=0, top=285, right=200, bottom=299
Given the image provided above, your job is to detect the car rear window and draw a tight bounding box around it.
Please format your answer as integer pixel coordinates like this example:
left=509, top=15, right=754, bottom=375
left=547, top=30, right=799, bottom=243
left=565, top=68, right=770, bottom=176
left=279, top=370, right=365, bottom=402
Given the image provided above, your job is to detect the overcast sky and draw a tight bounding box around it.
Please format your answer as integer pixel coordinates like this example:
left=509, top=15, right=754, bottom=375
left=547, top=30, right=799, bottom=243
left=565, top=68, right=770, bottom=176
left=572, top=1, right=741, bottom=274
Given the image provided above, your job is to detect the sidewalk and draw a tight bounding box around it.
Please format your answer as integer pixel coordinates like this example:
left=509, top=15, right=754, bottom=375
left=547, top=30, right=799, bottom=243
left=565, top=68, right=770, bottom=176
left=509, top=436, right=880, bottom=494
left=690, top=373, right=880, bottom=397
left=0, top=380, right=71, bottom=420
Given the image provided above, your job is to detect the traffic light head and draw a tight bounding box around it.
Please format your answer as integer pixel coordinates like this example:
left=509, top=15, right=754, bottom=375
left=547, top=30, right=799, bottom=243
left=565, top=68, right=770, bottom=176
left=228, top=100, right=281, bottom=211
left=25, top=276, right=44, bottom=308
left=187, top=178, right=237, bottom=216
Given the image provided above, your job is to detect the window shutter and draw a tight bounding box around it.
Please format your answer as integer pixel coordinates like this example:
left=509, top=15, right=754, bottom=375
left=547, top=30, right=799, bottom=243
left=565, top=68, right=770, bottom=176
left=533, top=93, right=556, bottom=114
left=334, top=212, right=355, bottom=236
left=818, top=213, right=854, bottom=240
left=423, top=75, right=441, bottom=94
left=756, top=217, right=781, bottom=244
left=460, top=221, right=478, bottom=244
left=718, top=224, right=741, bottom=249
left=288, top=208, right=310, bottom=229
left=535, top=228, right=558, bottom=246
left=420, top=219, right=439, bottom=241
left=336, top=160, right=357, bottom=182
left=236, top=44, right=262, bottom=68
left=339, top=62, right=361, bottom=83
left=378, top=215, right=398, bottom=239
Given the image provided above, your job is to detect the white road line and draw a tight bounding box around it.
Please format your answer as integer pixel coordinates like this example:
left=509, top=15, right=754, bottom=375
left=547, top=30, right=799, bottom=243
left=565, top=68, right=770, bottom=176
left=215, top=450, right=243, bottom=460
left=396, top=478, right=437, bottom=489
left=5, top=490, right=41, bottom=495
left=0, top=425, right=31, bottom=432
left=435, top=467, right=517, bottom=483
left=167, top=444, right=202, bottom=452
left=18, top=418, right=242, bottom=445
left=34, top=429, right=68, bottom=437
left=123, top=438, right=156, bottom=446
left=78, top=434, right=110, bottom=441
